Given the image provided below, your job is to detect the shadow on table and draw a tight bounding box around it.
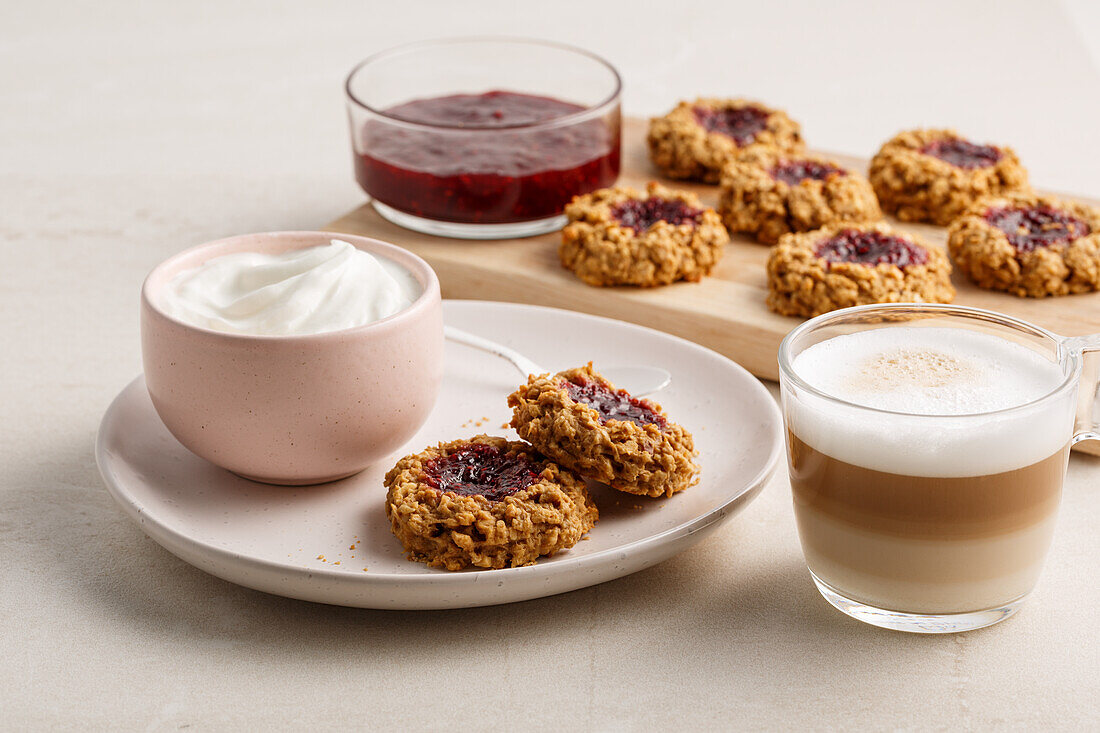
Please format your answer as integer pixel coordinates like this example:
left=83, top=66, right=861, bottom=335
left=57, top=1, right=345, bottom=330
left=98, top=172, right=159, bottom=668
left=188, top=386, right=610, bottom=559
left=12, top=434, right=1022, bottom=682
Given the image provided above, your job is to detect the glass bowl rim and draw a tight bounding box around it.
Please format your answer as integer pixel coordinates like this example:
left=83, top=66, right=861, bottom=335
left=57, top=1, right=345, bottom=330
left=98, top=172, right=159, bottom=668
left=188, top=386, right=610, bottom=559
left=344, top=36, right=623, bottom=132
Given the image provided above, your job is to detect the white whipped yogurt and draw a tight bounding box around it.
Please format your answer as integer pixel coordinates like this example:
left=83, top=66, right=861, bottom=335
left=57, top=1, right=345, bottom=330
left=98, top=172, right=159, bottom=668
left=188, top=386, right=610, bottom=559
left=159, top=239, right=421, bottom=335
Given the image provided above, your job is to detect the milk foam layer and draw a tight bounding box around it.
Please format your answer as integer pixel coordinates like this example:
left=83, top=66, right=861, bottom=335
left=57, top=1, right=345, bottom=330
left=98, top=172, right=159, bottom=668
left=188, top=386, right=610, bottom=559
left=795, top=328, right=1062, bottom=415
left=787, top=327, right=1074, bottom=476
left=160, top=240, right=421, bottom=336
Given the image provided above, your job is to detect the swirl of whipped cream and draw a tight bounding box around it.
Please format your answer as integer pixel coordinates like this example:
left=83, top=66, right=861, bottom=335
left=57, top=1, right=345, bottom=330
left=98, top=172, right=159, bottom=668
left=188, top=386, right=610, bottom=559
left=159, top=239, right=421, bottom=335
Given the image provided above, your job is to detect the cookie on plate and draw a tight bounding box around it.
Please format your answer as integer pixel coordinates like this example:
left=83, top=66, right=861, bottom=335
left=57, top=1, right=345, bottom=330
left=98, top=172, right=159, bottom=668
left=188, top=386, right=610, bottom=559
left=766, top=221, right=955, bottom=317
left=384, top=435, right=598, bottom=571
left=508, top=363, right=697, bottom=498
left=559, top=182, right=728, bottom=287
left=868, top=128, right=1029, bottom=226
left=647, top=98, right=804, bottom=183
left=947, top=192, right=1100, bottom=297
left=718, top=149, right=881, bottom=244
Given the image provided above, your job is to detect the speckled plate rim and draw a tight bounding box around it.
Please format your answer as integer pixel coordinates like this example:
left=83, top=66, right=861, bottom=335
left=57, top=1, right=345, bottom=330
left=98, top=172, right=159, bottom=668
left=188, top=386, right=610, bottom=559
left=96, top=300, right=783, bottom=608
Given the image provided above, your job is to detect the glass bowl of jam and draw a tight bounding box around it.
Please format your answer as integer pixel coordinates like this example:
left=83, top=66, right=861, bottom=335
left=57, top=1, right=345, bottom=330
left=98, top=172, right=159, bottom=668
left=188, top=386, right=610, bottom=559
left=345, top=38, right=622, bottom=239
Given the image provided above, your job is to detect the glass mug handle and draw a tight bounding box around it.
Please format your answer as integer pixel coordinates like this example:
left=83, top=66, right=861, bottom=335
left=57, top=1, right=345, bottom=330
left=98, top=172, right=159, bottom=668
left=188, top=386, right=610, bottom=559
left=1062, top=335, right=1100, bottom=444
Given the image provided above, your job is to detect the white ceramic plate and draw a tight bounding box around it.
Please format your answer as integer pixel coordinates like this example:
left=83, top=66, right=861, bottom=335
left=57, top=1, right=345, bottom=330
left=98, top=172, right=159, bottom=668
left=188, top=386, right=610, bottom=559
left=96, top=301, right=782, bottom=610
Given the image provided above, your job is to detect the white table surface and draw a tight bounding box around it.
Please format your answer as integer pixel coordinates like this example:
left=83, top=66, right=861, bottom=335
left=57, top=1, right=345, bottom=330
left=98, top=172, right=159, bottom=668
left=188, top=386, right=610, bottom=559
left=4, top=1, right=1099, bottom=728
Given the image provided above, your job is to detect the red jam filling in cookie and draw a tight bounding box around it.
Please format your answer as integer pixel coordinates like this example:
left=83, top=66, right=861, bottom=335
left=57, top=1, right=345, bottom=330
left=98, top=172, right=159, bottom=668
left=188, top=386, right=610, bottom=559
left=692, top=105, right=769, bottom=145
left=920, top=138, right=1002, bottom=169
left=815, top=229, right=929, bottom=268
left=423, top=443, right=539, bottom=501
left=985, top=206, right=1091, bottom=252
left=610, top=198, right=702, bottom=232
left=564, top=379, right=667, bottom=428
left=770, top=160, right=846, bottom=186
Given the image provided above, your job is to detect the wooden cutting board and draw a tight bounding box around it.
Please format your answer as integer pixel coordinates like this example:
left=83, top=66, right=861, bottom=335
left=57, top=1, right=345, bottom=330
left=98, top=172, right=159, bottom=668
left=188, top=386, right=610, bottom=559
left=324, top=117, right=1100, bottom=381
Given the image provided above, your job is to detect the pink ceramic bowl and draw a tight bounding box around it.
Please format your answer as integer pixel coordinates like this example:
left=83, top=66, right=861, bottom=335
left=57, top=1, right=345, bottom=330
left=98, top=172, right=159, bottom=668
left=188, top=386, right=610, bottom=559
left=140, top=231, right=443, bottom=485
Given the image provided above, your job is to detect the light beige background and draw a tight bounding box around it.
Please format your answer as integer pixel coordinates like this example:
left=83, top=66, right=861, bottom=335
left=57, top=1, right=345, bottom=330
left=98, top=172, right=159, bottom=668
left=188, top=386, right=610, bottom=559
left=3, top=1, right=1099, bottom=729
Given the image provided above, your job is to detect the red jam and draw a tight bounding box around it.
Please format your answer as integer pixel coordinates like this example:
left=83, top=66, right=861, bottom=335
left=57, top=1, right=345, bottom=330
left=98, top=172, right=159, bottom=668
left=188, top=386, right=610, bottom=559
left=771, top=160, right=846, bottom=186
left=564, top=378, right=666, bottom=428
left=355, top=91, right=620, bottom=225
left=815, top=229, right=928, bottom=268
left=985, top=206, right=1091, bottom=252
left=921, top=139, right=1002, bottom=169
left=692, top=105, right=769, bottom=145
left=611, top=198, right=701, bottom=232
left=422, top=443, right=539, bottom=502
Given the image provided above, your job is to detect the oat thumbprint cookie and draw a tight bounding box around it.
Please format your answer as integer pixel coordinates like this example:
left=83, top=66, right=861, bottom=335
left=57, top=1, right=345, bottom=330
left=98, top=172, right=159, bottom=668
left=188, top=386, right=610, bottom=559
left=385, top=435, right=598, bottom=570
left=508, top=364, right=697, bottom=498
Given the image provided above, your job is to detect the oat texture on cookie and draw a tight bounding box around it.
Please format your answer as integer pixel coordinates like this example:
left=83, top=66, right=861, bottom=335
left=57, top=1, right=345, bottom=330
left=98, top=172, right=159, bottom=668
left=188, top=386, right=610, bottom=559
left=508, top=363, right=698, bottom=498
left=718, top=148, right=881, bottom=244
left=647, top=98, right=804, bottom=183
left=948, top=191, right=1100, bottom=297
left=559, top=182, right=728, bottom=287
left=384, top=435, right=598, bottom=571
left=868, top=128, right=1029, bottom=226
left=766, top=221, right=955, bottom=318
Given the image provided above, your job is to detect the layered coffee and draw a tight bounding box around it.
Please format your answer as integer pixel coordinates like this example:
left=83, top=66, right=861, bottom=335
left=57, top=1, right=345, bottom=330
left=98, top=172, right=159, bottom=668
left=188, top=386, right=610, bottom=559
left=786, top=327, right=1073, bottom=614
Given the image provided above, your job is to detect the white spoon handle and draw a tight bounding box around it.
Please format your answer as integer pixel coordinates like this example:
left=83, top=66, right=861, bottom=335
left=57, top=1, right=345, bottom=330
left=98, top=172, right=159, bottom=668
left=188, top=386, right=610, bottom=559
left=444, top=326, right=672, bottom=397
left=444, top=326, right=544, bottom=378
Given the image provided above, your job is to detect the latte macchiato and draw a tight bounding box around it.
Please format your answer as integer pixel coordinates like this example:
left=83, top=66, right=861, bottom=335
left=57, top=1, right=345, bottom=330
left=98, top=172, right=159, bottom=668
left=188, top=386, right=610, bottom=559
left=786, top=327, right=1073, bottom=616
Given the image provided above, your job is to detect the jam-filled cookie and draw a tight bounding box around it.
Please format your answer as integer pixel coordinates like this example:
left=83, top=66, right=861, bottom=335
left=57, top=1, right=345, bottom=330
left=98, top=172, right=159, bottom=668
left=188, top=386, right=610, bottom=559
left=647, top=98, right=804, bottom=183
left=948, top=192, right=1100, bottom=297
left=508, top=363, right=697, bottom=498
left=559, top=182, right=729, bottom=287
left=868, top=129, right=1030, bottom=226
left=718, top=149, right=881, bottom=244
left=766, top=221, right=955, bottom=317
left=384, top=435, right=598, bottom=571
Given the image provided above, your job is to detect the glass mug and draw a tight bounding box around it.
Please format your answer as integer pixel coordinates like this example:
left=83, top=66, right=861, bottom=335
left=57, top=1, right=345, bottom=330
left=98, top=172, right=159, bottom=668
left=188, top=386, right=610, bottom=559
left=778, top=303, right=1100, bottom=633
